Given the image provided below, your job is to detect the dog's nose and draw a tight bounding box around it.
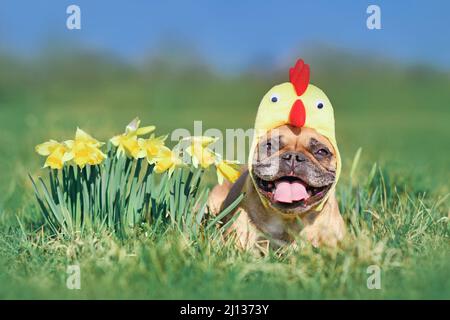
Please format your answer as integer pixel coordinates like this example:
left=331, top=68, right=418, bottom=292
left=281, top=152, right=306, bottom=167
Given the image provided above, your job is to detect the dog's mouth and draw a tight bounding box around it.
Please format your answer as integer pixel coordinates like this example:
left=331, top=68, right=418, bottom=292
left=254, top=175, right=332, bottom=212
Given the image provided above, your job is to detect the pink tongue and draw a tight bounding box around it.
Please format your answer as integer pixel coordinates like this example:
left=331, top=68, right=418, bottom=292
left=274, top=181, right=309, bottom=203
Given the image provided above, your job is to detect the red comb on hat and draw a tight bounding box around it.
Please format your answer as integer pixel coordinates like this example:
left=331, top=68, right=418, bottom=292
left=289, top=59, right=310, bottom=96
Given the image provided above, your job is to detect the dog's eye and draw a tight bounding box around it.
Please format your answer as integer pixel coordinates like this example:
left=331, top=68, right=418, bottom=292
left=270, top=94, right=279, bottom=103
left=315, top=148, right=330, bottom=157
left=265, top=142, right=275, bottom=156
left=259, top=138, right=280, bottom=158
left=316, top=100, right=324, bottom=109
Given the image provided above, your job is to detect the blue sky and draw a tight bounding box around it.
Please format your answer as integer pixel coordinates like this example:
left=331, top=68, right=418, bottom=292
left=1, top=0, right=449, bottom=70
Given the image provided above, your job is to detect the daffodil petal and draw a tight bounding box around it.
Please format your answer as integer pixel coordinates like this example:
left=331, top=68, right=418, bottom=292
left=217, top=161, right=241, bottom=183
left=110, top=136, right=120, bottom=146
left=125, top=117, right=140, bottom=134
left=35, top=140, right=60, bottom=156
left=44, top=145, right=68, bottom=169
left=137, top=138, right=146, bottom=148
left=75, top=127, right=102, bottom=147
left=62, top=151, right=74, bottom=162
left=136, top=149, right=147, bottom=159
left=64, top=140, right=74, bottom=148
left=136, top=126, right=155, bottom=136
left=75, top=127, right=90, bottom=140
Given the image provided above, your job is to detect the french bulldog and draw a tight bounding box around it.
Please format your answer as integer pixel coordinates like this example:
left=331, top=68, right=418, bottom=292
left=208, top=124, right=345, bottom=251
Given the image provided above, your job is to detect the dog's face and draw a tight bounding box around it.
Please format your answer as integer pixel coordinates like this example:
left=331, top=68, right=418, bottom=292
left=251, top=125, right=337, bottom=215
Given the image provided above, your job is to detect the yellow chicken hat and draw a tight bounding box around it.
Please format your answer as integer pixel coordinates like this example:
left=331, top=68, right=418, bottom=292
left=248, top=59, right=341, bottom=211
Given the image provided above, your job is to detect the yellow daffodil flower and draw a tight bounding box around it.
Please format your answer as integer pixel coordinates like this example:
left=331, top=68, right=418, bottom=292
left=186, top=143, right=217, bottom=169
left=216, top=160, right=241, bottom=185
left=153, top=146, right=183, bottom=175
left=138, top=134, right=167, bottom=164
left=110, top=117, right=155, bottom=159
left=35, top=140, right=69, bottom=169
left=111, top=136, right=143, bottom=159
left=184, top=136, right=218, bottom=169
left=63, top=128, right=107, bottom=168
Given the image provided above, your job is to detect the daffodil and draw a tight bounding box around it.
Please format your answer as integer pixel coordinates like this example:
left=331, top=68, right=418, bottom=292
left=184, top=136, right=218, bottom=169
left=216, top=160, right=241, bottom=185
left=110, top=117, right=155, bottom=159
left=186, top=143, right=217, bottom=169
left=111, top=136, right=143, bottom=159
left=138, top=134, right=167, bottom=164
left=35, top=140, right=70, bottom=169
left=153, top=146, right=183, bottom=175
left=63, top=128, right=107, bottom=168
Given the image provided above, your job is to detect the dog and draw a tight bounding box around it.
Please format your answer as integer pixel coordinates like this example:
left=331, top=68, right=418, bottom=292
left=208, top=124, right=345, bottom=251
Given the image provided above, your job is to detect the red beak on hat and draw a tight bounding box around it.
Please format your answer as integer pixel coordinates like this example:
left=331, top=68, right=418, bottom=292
left=289, top=99, right=306, bottom=127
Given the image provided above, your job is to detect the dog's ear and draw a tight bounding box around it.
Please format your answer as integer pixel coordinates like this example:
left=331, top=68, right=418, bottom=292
left=220, top=169, right=249, bottom=213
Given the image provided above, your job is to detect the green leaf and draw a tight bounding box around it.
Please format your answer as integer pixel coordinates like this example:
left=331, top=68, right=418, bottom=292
left=205, top=193, right=244, bottom=231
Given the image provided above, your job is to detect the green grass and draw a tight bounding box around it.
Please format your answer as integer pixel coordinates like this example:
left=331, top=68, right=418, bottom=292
left=0, top=50, right=449, bottom=299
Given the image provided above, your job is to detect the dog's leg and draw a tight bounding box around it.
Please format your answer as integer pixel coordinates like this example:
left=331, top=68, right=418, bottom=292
left=208, top=181, right=233, bottom=216
left=300, top=193, right=345, bottom=247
